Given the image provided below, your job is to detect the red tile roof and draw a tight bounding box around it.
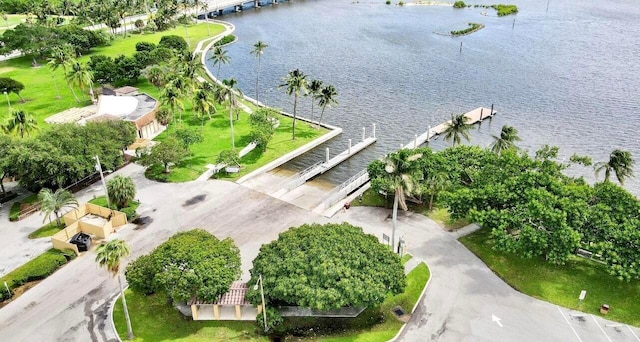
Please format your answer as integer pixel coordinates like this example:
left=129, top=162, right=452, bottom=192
left=191, top=281, right=251, bottom=305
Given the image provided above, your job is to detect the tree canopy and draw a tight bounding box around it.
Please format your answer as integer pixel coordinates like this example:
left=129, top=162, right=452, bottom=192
left=125, top=229, right=241, bottom=302
left=247, top=223, right=406, bottom=310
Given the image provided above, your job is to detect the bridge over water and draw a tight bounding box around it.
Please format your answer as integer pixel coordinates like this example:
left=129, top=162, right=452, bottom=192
left=198, top=0, right=286, bottom=17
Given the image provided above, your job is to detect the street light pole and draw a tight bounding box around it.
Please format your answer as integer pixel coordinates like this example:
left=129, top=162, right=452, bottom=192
left=254, top=274, right=267, bottom=332
left=94, top=155, right=111, bottom=209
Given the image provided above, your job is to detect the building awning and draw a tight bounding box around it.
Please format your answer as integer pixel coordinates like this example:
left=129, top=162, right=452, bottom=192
left=190, top=281, right=251, bottom=306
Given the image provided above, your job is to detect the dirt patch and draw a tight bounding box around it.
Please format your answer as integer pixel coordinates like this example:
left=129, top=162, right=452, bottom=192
left=0, top=66, right=16, bottom=74
left=0, top=279, right=43, bottom=309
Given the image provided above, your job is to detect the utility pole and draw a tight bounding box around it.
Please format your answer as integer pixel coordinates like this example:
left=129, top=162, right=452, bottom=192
left=94, top=155, right=111, bottom=209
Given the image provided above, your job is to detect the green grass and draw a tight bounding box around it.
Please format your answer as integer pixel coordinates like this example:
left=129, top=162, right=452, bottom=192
left=460, top=228, right=640, bottom=326
left=28, top=221, right=64, bottom=239
left=492, top=4, right=518, bottom=16
left=401, top=254, right=412, bottom=265
left=113, top=290, right=266, bottom=341
left=113, top=264, right=431, bottom=341
left=89, top=196, right=140, bottom=220
left=428, top=207, right=470, bottom=230
left=0, top=14, right=28, bottom=28
left=0, top=22, right=224, bottom=127
left=146, top=101, right=327, bottom=182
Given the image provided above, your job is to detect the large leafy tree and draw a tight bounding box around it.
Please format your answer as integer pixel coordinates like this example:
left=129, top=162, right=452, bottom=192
left=279, top=69, right=307, bottom=140
left=0, top=77, right=26, bottom=102
left=106, top=175, right=136, bottom=209
left=125, top=229, right=241, bottom=302
left=489, top=125, right=521, bottom=154
left=139, top=136, right=187, bottom=173
left=370, top=149, right=423, bottom=252
left=247, top=223, right=405, bottom=310
left=3, top=109, right=38, bottom=138
left=38, top=188, right=78, bottom=226
left=594, top=149, right=634, bottom=185
left=316, top=84, right=338, bottom=126
left=209, top=46, right=230, bottom=78
left=96, top=239, right=134, bottom=340
left=442, top=113, right=473, bottom=146
left=250, top=40, right=268, bottom=103
left=0, top=135, right=15, bottom=197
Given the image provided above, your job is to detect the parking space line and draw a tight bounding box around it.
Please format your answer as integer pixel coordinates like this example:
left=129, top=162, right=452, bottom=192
left=591, top=315, right=612, bottom=342
left=628, top=325, right=640, bottom=342
left=556, top=305, right=583, bottom=342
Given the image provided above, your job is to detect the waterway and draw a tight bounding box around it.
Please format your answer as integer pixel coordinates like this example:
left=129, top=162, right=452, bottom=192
left=205, top=0, right=640, bottom=193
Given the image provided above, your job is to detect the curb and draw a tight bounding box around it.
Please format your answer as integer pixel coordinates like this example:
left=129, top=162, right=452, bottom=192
left=389, top=261, right=432, bottom=342
left=108, top=285, right=126, bottom=342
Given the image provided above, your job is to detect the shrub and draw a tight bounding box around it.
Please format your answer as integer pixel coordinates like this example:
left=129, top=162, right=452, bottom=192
left=453, top=1, right=466, bottom=8
left=159, top=35, right=188, bottom=52
left=135, top=41, right=156, bottom=52
left=213, top=35, right=236, bottom=47
left=217, top=149, right=240, bottom=166
left=386, top=0, right=391, bottom=4
left=256, top=307, right=284, bottom=335
left=9, top=202, right=20, bottom=221
left=492, top=4, right=518, bottom=16
left=125, top=254, right=156, bottom=295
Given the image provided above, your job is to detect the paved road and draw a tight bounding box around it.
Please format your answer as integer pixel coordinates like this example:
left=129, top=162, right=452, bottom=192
left=334, top=208, right=640, bottom=342
left=1, top=169, right=639, bottom=341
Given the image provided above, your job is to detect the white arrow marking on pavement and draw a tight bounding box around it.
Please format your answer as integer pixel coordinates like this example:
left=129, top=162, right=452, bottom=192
left=492, top=314, right=503, bottom=328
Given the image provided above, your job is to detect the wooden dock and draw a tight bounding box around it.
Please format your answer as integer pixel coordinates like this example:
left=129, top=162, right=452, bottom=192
left=404, top=106, right=496, bottom=149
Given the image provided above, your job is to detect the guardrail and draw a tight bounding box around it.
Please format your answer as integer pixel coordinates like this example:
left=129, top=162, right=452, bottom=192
left=320, top=169, right=369, bottom=209
left=279, top=161, right=324, bottom=191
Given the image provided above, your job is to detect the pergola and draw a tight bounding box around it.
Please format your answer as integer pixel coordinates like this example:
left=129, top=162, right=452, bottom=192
left=189, top=281, right=261, bottom=321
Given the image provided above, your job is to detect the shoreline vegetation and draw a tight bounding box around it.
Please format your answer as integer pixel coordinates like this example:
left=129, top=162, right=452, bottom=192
left=452, top=1, right=519, bottom=16
left=450, top=22, right=484, bottom=36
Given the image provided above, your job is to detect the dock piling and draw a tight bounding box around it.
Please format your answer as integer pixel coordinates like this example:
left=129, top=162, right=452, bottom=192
left=362, top=127, right=366, bottom=142
left=372, top=123, right=376, bottom=139
left=414, top=134, right=418, bottom=148
left=427, top=125, right=432, bottom=142
left=491, top=104, right=494, bottom=115
left=348, top=139, right=352, bottom=154
left=480, top=108, right=484, bottom=120
left=326, top=148, right=330, bottom=164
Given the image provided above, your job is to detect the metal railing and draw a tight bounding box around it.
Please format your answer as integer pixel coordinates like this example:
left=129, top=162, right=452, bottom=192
left=279, top=161, right=324, bottom=191
left=320, top=169, right=369, bottom=209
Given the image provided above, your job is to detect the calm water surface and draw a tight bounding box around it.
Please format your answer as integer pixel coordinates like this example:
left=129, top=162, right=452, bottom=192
left=206, top=0, right=640, bottom=192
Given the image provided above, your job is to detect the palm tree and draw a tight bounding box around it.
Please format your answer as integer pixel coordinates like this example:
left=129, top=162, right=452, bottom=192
left=48, top=44, right=77, bottom=101
left=106, top=175, right=136, bottom=209
left=443, top=113, right=473, bottom=146
left=423, top=172, right=449, bottom=210
left=95, top=239, right=134, bottom=340
left=66, top=59, right=94, bottom=102
left=37, top=188, right=78, bottom=226
left=316, top=85, right=338, bottom=126
left=218, top=78, right=241, bottom=149
left=595, top=149, right=635, bottom=185
left=143, top=65, right=167, bottom=90
left=279, top=69, right=308, bottom=140
left=306, top=79, right=323, bottom=122
left=489, top=125, right=521, bottom=154
left=209, top=46, right=230, bottom=78
left=160, top=84, right=184, bottom=124
left=250, top=40, right=268, bottom=103
left=3, top=110, right=38, bottom=138
left=200, top=3, right=210, bottom=35
left=192, top=83, right=217, bottom=128
left=382, top=149, right=422, bottom=253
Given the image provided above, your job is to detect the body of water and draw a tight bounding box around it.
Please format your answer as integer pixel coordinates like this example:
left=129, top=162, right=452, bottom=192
left=206, top=0, right=640, bottom=192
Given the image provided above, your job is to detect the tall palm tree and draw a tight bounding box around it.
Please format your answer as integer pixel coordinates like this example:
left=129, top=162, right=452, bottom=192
left=218, top=78, right=241, bottom=149
left=382, top=149, right=423, bottom=253
left=95, top=239, right=134, bottom=340
left=209, top=46, right=230, bottom=78
left=595, top=149, right=635, bottom=185
left=279, top=69, right=308, bottom=140
left=200, top=3, right=210, bottom=35
left=37, top=188, right=78, bottom=226
left=306, top=79, right=323, bottom=122
left=48, top=44, right=77, bottom=101
left=250, top=40, right=268, bottom=103
left=443, top=113, right=473, bottom=146
left=160, top=83, right=184, bottom=124
left=316, top=85, right=338, bottom=126
left=489, top=125, right=521, bottom=154
left=3, top=110, right=38, bottom=138
left=66, top=59, right=94, bottom=102
left=143, top=65, right=167, bottom=90
left=423, top=172, right=449, bottom=210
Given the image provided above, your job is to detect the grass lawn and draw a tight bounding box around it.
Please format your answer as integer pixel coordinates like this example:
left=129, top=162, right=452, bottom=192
left=401, top=253, right=412, bottom=265
left=0, top=14, right=28, bottom=29
left=0, top=22, right=224, bottom=126
left=113, top=263, right=431, bottom=341
left=9, top=193, right=39, bottom=221
left=352, top=189, right=469, bottom=230
left=28, top=221, right=64, bottom=239
left=113, top=290, right=266, bottom=341
left=460, top=228, right=640, bottom=326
